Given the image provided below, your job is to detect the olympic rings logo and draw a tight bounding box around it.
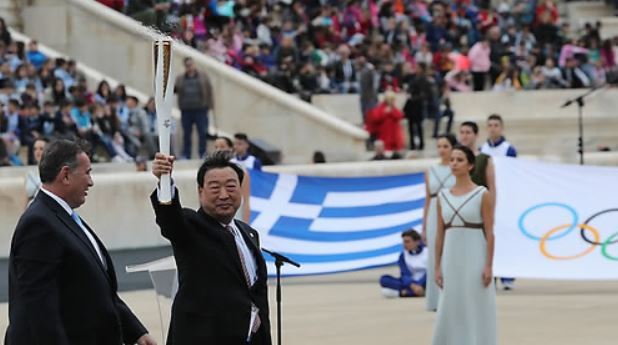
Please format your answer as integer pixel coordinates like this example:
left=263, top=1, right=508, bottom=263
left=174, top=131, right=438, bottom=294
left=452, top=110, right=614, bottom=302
left=518, top=203, right=618, bottom=261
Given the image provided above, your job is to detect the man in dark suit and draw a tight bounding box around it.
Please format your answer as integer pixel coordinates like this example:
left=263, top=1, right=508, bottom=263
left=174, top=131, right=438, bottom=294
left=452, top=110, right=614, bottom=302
left=151, top=151, right=272, bottom=345
left=5, top=139, right=156, bottom=345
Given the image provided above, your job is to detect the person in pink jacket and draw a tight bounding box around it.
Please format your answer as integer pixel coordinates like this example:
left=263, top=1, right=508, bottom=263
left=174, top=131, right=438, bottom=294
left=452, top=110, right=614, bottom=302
left=468, top=38, right=491, bottom=91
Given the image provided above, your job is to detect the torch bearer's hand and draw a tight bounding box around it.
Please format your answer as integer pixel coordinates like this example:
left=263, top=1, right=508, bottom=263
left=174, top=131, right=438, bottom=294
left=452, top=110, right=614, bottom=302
left=152, top=153, right=175, bottom=180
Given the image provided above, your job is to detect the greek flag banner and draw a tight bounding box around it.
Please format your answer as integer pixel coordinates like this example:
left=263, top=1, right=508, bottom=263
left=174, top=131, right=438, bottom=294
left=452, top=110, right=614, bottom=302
left=249, top=170, right=426, bottom=276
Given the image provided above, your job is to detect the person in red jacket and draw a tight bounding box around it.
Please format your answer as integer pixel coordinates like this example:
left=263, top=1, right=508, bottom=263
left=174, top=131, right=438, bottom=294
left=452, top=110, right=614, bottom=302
left=365, top=91, right=405, bottom=152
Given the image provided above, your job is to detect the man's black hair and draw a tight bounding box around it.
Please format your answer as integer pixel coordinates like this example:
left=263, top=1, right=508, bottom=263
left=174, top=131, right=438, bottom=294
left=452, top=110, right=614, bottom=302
left=39, top=139, right=90, bottom=183
left=197, top=151, right=245, bottom=187
left=460, top=121, right=479, bottom=134
left=402, top=229, right=421, bottom=241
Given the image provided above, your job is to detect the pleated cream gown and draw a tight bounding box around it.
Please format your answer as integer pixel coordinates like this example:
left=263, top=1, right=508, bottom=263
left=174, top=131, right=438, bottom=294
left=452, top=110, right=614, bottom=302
left=425, top=164, right=454, bottom=311
left=432, top=186, right=497, bottom=345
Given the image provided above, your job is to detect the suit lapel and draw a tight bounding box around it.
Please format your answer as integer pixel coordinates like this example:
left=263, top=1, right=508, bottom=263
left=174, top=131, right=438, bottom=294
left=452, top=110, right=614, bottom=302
left=235, top=220, right=259, bottom=251
left=56, top=212, right=112, bottom=282
left=82, top=220, right=116, bottom=286
left=197, top=209, right=247, bottom=286
left=38, top=193, right=112, bottom=284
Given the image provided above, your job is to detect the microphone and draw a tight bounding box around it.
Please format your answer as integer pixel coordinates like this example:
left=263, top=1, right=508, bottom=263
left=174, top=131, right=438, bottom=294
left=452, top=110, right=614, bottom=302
left=262, top=248, right=301, bottom=267
left=561, top=83, right=609, bottom=108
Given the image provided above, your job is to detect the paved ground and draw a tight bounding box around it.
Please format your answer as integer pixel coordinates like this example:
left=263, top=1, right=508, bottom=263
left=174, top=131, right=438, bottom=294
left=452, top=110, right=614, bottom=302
left=2, top=265, right=617, bottom=344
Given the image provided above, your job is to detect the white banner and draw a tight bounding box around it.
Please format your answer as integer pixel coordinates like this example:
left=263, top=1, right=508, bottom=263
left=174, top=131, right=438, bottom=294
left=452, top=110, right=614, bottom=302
left=493, top=157, right=618, bottom=280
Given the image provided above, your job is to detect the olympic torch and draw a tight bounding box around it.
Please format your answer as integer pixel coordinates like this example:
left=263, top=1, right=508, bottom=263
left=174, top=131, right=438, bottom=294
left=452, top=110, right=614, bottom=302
left=153, top=39, right=174, bottom=204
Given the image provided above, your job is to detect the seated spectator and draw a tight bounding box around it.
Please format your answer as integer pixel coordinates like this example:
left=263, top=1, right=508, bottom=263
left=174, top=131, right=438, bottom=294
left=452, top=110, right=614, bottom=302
left=126, top=95, right=155, bottom=158
left=562, top=57, right=590, bottom=88
left=14, top=64, right=31, bottom=92
left=2, top=99, right=23, bottom=142
left=380, top=229, right=428, bottom=298
left=24, top=137, right=47, bottom=205
left=540, top=58, right=567, bottom=88
left=3, top=134, right=23, bottom=166
left=95, top=80, right=112, bottom=105
left=38, top=101, right=58, bottom=138
left=111, top=131, right=134, bottom=163
left=414, top=43, right=433, bottom=67
left=54, top=100, right=78, bottom=140
left=71, top=97, right=93, bottom=137
left=143, top=96, right=163, bottom=152
left=26, top=40, right=47, bottom=70
left=22, top=102, right=43, bottom=164
left=53, top=58, right=74, bottom=89
left=92, top=102, right=118, bottom=159
left=445, top=69, right=472, bottom=92
left=297, top=62, right=320, bottom=101
left=493, top=61, right=523, bottom=91
left=44, top=78, right=69, bottom=106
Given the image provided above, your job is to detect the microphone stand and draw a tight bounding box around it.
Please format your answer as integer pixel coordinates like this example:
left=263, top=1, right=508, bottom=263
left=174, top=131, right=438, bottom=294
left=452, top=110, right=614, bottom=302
left=561, top=84, right=608, bottom=165
left=262, top=248, right=300, bottom=345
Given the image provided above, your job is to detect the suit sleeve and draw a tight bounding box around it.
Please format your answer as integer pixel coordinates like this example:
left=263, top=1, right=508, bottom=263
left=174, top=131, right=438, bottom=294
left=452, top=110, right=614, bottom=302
left=115, top=296, right=148, bottom=344
left=11, top=216, right=70, bottom=345
left=150, top=187, right=189, bottom=242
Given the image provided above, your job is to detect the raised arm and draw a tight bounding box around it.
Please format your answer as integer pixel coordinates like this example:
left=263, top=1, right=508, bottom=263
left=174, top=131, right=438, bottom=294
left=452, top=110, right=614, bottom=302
left=434, top=195, right=446, bottom=289
left=481, top=190, right=495, bottom=288
left=151, top=153, right=188, bottom=242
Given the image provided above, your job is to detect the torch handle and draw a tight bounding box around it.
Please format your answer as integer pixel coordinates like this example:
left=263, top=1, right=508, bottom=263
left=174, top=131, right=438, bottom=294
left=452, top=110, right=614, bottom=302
left=157, top=115, right=172, bottom=204
left=159, top=174, right=172, bottom=204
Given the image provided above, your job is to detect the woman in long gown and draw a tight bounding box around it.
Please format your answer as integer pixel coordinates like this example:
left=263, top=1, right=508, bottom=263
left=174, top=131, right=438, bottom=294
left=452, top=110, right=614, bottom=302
left=422, top=134, right=456, bottom=311
left=432, top=145, right=497, bottom=345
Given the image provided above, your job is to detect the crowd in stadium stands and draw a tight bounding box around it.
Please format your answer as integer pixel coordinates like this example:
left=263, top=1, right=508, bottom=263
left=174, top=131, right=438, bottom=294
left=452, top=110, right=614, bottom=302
left=2, top=0, right=618, bottom=166
left=0, top=18, right=159, bottom=167
left=103, top=0, right=617, bottom=100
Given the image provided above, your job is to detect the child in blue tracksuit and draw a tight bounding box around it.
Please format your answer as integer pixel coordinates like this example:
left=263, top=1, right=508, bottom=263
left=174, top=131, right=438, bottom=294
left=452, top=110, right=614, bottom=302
left=380, top=229, right=428, bottom=297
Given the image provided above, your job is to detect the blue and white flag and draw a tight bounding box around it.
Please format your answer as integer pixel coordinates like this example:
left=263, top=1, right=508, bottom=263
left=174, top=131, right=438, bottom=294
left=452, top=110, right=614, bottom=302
left=249, top=170, right=426, bottom=276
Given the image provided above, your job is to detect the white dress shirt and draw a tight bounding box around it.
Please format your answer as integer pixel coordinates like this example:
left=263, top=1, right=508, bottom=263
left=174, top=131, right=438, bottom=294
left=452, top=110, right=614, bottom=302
left=40, top=187, right=106, bottom=265
left=224, top=220, right=258, bottom=286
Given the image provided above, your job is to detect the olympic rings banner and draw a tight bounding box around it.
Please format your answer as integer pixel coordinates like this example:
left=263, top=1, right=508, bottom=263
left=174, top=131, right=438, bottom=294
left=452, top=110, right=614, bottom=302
left=493, top=157, right=618, bottom=280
